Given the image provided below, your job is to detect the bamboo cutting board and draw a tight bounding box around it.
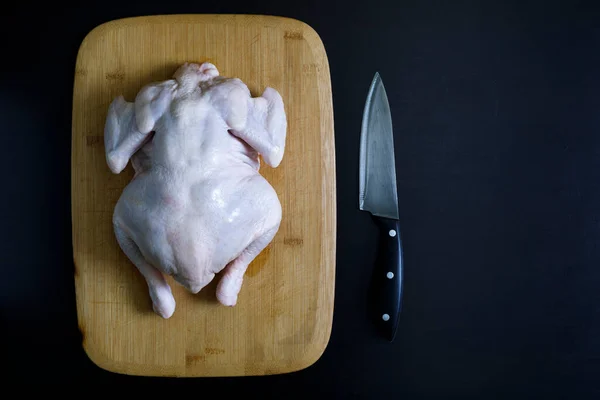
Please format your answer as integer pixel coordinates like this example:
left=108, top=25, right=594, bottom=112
left=71, top=14, right=336, bottom=377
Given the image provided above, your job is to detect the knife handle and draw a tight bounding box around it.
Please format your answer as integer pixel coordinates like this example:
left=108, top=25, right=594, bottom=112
left=368, top=216, right=403, bottom=342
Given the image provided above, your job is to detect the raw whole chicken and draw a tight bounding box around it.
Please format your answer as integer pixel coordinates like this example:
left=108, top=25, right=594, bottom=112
left=103, top=62, right=286, bottom=319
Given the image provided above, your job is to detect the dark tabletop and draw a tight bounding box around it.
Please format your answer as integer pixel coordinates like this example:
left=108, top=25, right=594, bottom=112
left=3, top=0, right=600, bottom=397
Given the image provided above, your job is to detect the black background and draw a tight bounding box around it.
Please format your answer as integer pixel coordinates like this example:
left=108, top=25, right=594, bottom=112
left=2, top=0, right=600, bottom=397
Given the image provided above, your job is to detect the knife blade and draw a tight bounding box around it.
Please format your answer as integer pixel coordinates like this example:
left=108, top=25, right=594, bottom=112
left=359, top=72, right=403, bottom=342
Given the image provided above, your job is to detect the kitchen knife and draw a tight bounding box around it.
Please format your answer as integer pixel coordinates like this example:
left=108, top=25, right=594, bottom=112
left=359, top=72, right=403, bottom=342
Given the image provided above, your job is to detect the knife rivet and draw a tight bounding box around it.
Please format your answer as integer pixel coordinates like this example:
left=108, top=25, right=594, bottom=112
left=387, top=272, right=394, bottom=279
left=388, top=229, right=397, bottom=237
left=382, top=314, right=390, bottom=321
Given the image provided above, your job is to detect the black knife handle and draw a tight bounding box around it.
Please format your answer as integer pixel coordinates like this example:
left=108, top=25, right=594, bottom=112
left=368, top=216, right=403, bottom=342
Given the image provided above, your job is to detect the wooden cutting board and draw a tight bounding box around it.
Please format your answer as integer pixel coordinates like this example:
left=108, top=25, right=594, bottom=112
left=71, top=14, right=336, bottom=377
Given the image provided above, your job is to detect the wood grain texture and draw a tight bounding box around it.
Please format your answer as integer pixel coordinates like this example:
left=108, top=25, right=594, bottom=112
left=71, top=14, right=336, bottom=377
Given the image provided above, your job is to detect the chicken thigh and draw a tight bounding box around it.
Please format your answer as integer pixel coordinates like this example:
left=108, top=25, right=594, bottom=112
left=103, top=62, right=286, bottom=318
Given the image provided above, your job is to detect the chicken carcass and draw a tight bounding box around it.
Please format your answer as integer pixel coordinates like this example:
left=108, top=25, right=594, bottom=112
left=103, top=62, right=286, bottom=318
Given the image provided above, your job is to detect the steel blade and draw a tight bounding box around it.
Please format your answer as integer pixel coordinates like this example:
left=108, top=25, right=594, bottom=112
left=359, top=72, right=399, bottom=220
